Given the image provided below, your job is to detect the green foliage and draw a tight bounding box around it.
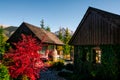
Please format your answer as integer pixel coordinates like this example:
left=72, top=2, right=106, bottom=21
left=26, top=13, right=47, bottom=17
left=51, top=60, right=65, bottom=70
left=64, top=28, right=71, bottom=43
left=0, top=26, right=5, bottom=54
left=71, top=74, right=92, bottom=80
left=65, top=63, right=73, bottom=71
left=58, top=28, right=63, bottom=41
left=63, top=44, right=71, bottom=55
left=0, top=26, right=10, bottom=56
left=46, top=26, right=51, bottom=32
left=99, top=45, right=119, bottom=80
left=0, top=64, right=10, bottom=80
left=63, top=28, right=71, bottom=55
left=13, top=75, right=29, bottom=80
left=40, top=19, right=45, bottom=29
left=58, top=71, right=73, bottom=80
left=57, top=27, right=72, bottom=57
left=74, top=45, right=120, bottom=80
left=57, top=28, right=64, bottom=52
left=40, top=19, right=51, bottom=31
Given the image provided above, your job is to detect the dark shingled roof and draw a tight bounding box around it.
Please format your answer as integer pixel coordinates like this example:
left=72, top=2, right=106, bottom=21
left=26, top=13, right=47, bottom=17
left=69, top=7, right=120, bottom=45
left=7, top=22, right=64, bottom=45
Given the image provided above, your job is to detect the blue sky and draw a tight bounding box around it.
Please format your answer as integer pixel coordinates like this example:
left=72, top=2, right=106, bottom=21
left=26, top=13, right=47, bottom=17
left=0, top=0, right=120, bottom=32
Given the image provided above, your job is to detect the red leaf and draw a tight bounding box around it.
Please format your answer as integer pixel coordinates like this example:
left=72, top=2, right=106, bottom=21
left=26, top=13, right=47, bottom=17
left=5, top=34, right=45, bottom=80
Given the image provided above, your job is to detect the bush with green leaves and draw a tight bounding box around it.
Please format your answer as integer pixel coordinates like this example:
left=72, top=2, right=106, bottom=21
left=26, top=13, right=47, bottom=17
left=0, top=63, right=10, bottom=80
left=0, top=26, right=10, bottom=60
left=58, top=71, right=73, bottom=80
left=51, top=60, right=64, bottom=71
left=65, top=63, right=73, bottom=71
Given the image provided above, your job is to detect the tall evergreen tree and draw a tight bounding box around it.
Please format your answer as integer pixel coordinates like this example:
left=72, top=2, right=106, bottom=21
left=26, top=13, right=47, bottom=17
left=57, top=28, right=63, bottom=52
left=63, top=27, right=71, bottom=56
left=40, top=19, right=45, bottom=29
left=58, top=28, right=63, bottom=41
left=40, top=19, right=51, bottom=32
left=64, top=28, right=71, bottom=43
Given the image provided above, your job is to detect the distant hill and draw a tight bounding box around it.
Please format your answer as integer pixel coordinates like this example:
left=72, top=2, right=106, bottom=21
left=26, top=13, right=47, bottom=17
left=4, top=26, right=18, bottom=37
left=0, top=24, right=9, bottom=28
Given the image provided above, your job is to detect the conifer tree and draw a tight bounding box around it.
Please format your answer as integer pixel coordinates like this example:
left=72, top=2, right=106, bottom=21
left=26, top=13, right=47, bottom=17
left=63, top=28, right=71, bottom=57
left=58, top=28, right=63, bottom=41
left=40, top=19, right=45, bottom=29
left=57, top=28, right=63, bottom=52
left=40, top=19, right=51, bottom=32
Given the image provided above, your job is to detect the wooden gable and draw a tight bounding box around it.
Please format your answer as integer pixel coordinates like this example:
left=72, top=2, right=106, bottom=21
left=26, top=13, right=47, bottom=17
left=69, top=7, right=120, bottom=45
left=7, top=23, right=34, bottom=43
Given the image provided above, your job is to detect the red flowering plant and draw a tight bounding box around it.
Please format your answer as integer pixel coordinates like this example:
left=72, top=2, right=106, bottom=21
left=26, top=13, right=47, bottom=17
left=4, top=34, right=45, bottom=80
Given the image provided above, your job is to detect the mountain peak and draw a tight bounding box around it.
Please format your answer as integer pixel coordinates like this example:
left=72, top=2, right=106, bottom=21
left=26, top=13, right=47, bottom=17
left=55, top=27, right=74, bottom=36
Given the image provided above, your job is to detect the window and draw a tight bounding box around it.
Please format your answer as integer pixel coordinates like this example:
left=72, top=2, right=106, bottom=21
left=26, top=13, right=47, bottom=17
left=95, top=49, right=101, bottom=63
left=92, top=47, right=102, bottom=63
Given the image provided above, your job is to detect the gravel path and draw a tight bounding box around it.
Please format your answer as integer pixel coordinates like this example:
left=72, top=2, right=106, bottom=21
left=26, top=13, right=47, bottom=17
left=39, top=69, right=66, bottom=80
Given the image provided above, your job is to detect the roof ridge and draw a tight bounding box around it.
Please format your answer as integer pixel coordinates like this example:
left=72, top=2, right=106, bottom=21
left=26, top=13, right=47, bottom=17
left=89, top=7, right=120, bottom=17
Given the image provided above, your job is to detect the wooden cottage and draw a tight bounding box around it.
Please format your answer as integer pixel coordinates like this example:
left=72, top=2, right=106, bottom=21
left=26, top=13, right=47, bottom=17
left=7, top=22, right=64, bottom=61
left=69, top=7, right=120, bottom=80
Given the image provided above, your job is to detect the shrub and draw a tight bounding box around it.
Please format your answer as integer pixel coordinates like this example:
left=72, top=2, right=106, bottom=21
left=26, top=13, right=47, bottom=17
left=0, top=64, right=10, bottom=80
left=0, top=26, right=11, bottom=60
left=65, top=63, right=73, bottom=71
left=58, top=71, right=73, bottom=79
left=4, top=34, right=45, bottom=80
left=51, top=60, right=64, bottom=71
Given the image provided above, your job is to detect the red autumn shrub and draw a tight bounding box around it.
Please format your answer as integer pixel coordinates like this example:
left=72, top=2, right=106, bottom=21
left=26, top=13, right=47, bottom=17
left=4, top=34, right=45, bottom=80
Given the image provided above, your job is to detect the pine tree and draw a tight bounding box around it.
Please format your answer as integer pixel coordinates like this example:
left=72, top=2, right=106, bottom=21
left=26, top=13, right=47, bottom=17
left=40, top=19, right=45, bottom=29
left=64, top=28, right=71, bottom=43
left=57, top=28, right=63, bottom=52
left=40, top=19, right=51, bottom=32
left=63, top=28, right=71, bottom=58
left=58, top=28, right=63, bottom=41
